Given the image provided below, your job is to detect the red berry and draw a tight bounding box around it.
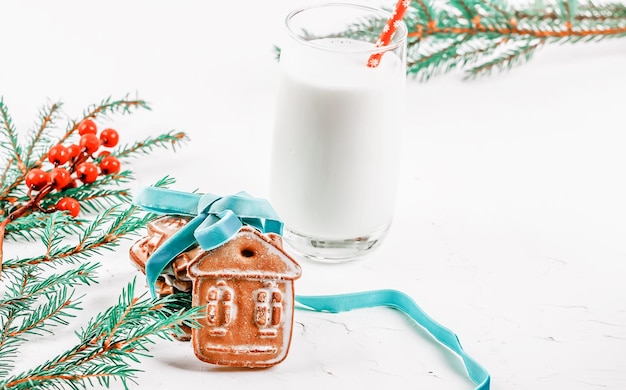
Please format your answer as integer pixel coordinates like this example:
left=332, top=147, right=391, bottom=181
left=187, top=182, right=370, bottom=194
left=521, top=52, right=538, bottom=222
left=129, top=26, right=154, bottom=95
left=99, top=155, right=121, bottom=175
left=78, top=119, right=97, bottom=136
left=49, top=167, right=71, bottom=190
left=25, top=168, right=50, bottom=190
left=67, top=144, right=82, bottom=159
left=97, top=150, right=111, bottom=158
left=47, top=144, right=70, bottom=166
left=79, top=133, right=100, bottom=155
left=56, top=197, right=80, bottom=217
left=99, top=128, right=119, bottom=148
left=76, top=162, right=99, bottom=183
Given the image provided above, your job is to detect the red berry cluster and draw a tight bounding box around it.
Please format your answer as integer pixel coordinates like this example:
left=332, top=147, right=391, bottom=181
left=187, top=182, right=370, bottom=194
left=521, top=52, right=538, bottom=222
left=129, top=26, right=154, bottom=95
left=24, top=119, right=121, bottom=218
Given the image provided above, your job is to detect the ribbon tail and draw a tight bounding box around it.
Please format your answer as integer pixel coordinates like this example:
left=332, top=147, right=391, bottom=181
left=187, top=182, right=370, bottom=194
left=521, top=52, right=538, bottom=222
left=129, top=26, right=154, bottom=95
left=145, top=214, right=206, bottom=298
left=295, top=290, right=491, bottom=390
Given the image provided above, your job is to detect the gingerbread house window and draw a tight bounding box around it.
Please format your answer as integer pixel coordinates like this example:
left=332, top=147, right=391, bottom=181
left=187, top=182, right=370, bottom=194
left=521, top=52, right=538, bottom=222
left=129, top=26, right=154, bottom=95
left=207, top=280, right=234, bottom=337
left=254, top=282, right=282, bottom=338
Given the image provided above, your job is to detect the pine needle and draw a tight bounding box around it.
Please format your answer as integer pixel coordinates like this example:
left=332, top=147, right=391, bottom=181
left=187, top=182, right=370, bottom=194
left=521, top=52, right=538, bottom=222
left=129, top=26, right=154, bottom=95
left=114, top=131, right=189, bottom=160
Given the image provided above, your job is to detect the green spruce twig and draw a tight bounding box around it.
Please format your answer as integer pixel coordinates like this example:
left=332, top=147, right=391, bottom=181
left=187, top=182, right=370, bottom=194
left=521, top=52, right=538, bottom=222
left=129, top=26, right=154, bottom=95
left=114, top=131, right=189, bottom=160
left=3, top=212, right=80, bottom=241
left=402, top=0, right=626, bottom=79
left=25, top=101, right=64, bottom=168
left=0, top=99, right=26, bottom=175
left=0, top=281, right=201, bottom=390
left=0, top=261, right=98, bottom=378
left=310, top=0, right=626, bottom=79
left=1, top=205, right=149, bottom=274
left=0, top=94, right=193, bottom=389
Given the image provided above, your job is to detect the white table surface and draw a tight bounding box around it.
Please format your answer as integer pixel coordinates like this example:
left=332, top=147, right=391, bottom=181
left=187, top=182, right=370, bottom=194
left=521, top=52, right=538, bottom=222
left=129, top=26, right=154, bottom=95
left=2, top=1, right=626, bottom=389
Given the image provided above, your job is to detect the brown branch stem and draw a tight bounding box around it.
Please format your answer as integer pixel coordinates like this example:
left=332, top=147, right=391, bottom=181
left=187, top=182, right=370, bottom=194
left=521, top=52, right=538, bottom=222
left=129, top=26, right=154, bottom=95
left=3, top=373, right=111, bottom=388
left=409, top=20, right=626, bottom=39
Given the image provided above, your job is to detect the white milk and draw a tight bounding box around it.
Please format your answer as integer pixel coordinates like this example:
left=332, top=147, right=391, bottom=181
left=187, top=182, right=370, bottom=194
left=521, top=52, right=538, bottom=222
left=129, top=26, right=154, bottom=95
left=270, top=38, right=405, bottom=240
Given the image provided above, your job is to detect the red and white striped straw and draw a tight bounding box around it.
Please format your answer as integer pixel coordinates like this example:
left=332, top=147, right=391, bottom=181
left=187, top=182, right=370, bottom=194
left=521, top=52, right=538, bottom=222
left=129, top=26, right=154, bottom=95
left=367, top=0, right=411, bottom=68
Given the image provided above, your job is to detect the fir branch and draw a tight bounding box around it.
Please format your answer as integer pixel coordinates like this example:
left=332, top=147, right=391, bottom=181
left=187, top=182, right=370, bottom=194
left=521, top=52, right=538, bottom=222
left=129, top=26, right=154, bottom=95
left=0, top=267, right=88, bottom=377
left=465, top=38, right=544, bottom=77
left=0, top=268, right=32, bottom=377
left=83, top=95, right=151, bottom=119
left=0, top=263, right=98, bottom=375
left=0, top=310, right=22, bottom=377
left=0, top=99, right=25, bottom=175
left=149, top=175, right=177, bottom=189
left=40, top=211, right=67, bottom=258
left=8, top=288, right=81, bottom=339
left=0, top=161, right=25, bottom=210
left=103, top=205, right=148, bottom=239
left=0, top=282, right=202, bottom=390
left=407, top=35, right=474, bottom=80
left=75, top=207, right=117, bottom=251
left=3, top=212, right=79, bottom=242
left=0, top=158, right=15, bottom=195
left=0, top=263, right=99, bottom=313
left=404, top=0, right=626, bottom=78
left=26, top=101, right=63, bottom=168
left=2, top=205, right=146, bottom=273
left=457, top=36, right=509, bottom=67
left=114, top=131, right=188, bottom=160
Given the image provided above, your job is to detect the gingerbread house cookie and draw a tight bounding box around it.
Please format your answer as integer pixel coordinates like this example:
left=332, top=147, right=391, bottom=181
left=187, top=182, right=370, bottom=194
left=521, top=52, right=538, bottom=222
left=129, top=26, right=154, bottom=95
left=188, top=226, right=302, bottom=368
left=129, top=215, right=200, bottom=297
left=129, top=216, right=302, bottom=367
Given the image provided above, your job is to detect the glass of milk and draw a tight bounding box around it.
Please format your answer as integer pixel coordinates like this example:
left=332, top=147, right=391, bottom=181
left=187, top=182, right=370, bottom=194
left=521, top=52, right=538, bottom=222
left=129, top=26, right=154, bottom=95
left=270, top=3, right=407, bottom=262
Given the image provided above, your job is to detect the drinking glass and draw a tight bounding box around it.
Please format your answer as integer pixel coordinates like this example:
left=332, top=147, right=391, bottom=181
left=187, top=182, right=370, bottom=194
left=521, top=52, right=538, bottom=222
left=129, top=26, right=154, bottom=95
left=270, top=3, right=407, bottom=262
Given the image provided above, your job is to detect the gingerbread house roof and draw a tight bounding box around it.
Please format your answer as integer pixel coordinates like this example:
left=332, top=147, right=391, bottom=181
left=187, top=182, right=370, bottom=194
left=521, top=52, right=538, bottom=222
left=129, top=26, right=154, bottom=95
left=188, top=226, right=302, bottom=280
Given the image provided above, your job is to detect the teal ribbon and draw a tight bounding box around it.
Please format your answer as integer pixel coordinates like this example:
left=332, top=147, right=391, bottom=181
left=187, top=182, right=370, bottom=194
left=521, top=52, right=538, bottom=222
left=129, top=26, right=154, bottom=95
left=133, top=187, right=490, bottom=389
left=296, top=290, right=490, bottom=389
left=133, top=187, right=283, bottom=297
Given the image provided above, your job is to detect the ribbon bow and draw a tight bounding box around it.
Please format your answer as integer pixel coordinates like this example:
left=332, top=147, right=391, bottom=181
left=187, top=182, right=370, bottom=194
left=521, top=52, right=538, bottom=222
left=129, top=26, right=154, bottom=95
left=133, top=187, right=283, bottom=297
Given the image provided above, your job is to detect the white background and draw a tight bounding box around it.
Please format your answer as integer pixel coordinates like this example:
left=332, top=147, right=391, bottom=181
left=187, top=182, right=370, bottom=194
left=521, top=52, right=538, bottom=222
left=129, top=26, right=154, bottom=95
left=2, top=1, right=626, bottom=389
